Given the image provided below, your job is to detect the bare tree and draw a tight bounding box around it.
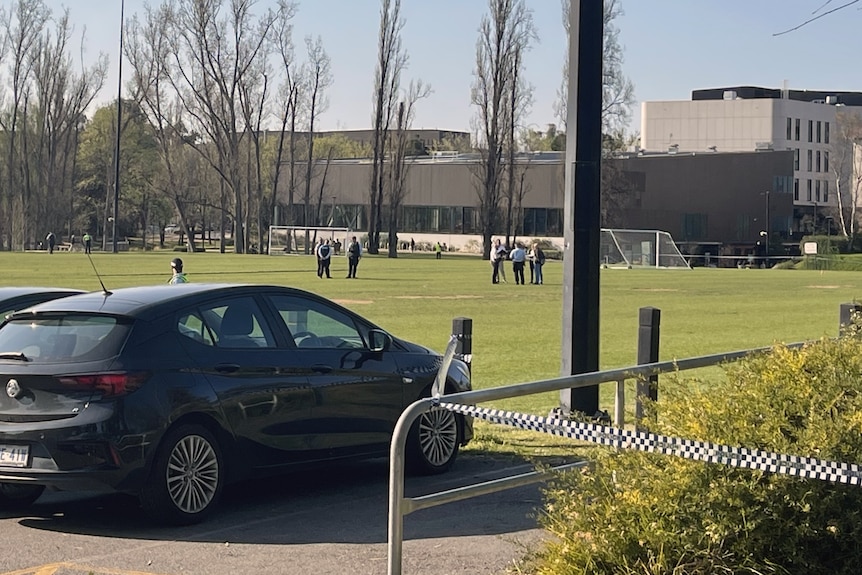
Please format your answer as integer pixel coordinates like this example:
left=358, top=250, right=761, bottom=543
left=556, top=0, right=634, bottom=135
left=502, top=43, right=533, bottom=248
left=301, top=34, right=332, bottom=249
left=163, top=0, right=279, bottom=254
left=369, top=0, right=407, bottom=255
left=0, top=0, right=49, bottom=250
left=830, top=109, right=862, bottom=248
left=555, top=0, right=636, bottom=227
left=386, top=79, right=430, bottom=258
left=0, top=1, right=106, bottom=251
left=471, top=0, right=534, bottom=259
left=126, top=3, right=204, bottom=253
left=267, top=0, right=304, bottom=245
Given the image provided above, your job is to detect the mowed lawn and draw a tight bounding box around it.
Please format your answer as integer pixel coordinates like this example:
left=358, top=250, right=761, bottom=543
left=6, top=249, right=862, bottom=419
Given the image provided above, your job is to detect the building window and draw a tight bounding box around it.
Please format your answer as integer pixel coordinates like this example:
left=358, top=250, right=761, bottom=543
left=823, top=180, right=829, bottom=203
left=794, top=178, right=799, bottom=201
left=794, top=149, right=800, bottom=170
left=786, top=118, right=792, bottom=140
left=795, top=118, right=800, bottom=140
left=816, top=121, right=822, bottom=143
left=808, top=120, right=813, bottom=142
left=807, top=149, right=813, bottom=171
left=824, top=151, right=829, bottom=173
left=807, top=179, right=812, bottom=201
left=816, top=150, right=821, bottom=172
left=825, top=122, right=830, bottom=144
left=816, top=180, right=821, bottom=202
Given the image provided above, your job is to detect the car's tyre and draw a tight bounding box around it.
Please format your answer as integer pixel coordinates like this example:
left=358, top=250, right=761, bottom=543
left=0, top=483, right=44, bottom=509
left=140, top=424, right=224, bottom=525
left=406, top=406, right=462, bottom=475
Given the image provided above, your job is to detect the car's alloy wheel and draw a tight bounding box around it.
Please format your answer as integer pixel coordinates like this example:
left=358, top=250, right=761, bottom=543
left=141, top=424, right=224, bottom=525
left=0, top=483, right=44, bottom=509
left=407, top=406, right=461, bottom=475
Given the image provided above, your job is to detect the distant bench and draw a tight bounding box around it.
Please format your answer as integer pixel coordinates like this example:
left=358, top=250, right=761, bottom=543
left=56, top=243, right=72, bottom=252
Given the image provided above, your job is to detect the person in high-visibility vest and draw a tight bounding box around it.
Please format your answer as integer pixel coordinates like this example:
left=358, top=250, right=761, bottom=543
left=83, top=232, right=92, bottom=254
left=168, top=257, right=189, bottom=284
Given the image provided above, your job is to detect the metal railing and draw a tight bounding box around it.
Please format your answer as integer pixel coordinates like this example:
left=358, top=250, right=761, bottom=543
left=386, top=302, right=862, bottom=575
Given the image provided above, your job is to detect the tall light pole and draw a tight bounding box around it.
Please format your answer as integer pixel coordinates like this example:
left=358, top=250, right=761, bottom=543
left=112, top=0, right=125, bottom=254
left=762, top=190, right=770, bottom=259
left=560, top=0, right=603, bottom=417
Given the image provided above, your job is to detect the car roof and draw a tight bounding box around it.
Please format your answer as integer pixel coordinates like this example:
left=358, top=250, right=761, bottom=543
left=15, top=284, right=319, bottom=319
left=0, top=287, right=86, bottom=300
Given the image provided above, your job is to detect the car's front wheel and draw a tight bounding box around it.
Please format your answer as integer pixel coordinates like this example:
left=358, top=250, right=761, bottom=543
left=406, top=406, right=462, bottom=475
left=0, top=483, right=44, bottom=509
left=140, top=424, right=224, bottom=525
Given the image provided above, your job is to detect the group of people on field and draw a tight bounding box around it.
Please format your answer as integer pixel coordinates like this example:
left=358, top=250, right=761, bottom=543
left=490, top=239, right=546, bottom=285
left=316, top=235, right=362, bottom=279
left=44, top=231, right=92, bottom=254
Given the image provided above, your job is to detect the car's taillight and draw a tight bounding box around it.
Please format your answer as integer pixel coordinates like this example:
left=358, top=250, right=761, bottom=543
left=57, top=372, right=149, bottom=398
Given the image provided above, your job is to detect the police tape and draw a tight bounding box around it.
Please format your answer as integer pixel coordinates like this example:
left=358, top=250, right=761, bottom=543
left=439, top=402, right=862, bottom=486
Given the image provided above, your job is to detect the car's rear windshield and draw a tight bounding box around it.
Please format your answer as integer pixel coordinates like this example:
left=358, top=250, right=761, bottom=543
left=0, top=314, right=130, bottom=364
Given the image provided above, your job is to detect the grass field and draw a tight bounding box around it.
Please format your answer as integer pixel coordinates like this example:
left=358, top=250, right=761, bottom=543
left=6, top=249, right=862, bottom=422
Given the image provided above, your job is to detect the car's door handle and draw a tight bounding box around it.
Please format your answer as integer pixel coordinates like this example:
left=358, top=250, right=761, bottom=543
left=311, top=364, right=333, bottom=374
left=215, top=363, right=241, bottom=373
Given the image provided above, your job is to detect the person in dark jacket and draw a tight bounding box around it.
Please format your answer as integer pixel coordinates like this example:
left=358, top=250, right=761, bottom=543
left=346, top=236, right=362, bottom=278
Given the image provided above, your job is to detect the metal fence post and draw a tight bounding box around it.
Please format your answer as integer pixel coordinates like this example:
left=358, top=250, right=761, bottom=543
left=452, top=317, right=472, bottom=376
left=635, top=307, right=661, bottom=422
left=839, top=303, right=862, bottom=336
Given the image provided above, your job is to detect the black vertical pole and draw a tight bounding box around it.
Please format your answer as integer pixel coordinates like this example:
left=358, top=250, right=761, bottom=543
left=112, top=0, right=125, bottom=254
left=560, top=0, right=603, bottom=417
left=452, top=317, right=473, bottom=377
left=636, top=307, right=661, bottom=415
left=839, top=303, right=862, bottom=336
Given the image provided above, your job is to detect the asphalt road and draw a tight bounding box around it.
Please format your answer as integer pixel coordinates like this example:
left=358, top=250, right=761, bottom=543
left=0, top=454, right=554, bottom=575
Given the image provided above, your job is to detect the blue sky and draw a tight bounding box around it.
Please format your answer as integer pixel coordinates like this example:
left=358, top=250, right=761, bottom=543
left=43, top=0, right=862, bottom=136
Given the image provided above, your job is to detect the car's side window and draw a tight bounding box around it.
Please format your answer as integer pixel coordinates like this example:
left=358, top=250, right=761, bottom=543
left=200, top=297, right=276, bottom=349
left=177, top=310, right=215, bottom=346
left=269, top=295, right=364, bottom=349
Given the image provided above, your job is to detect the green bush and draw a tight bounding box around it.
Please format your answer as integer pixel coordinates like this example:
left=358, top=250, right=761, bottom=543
left=533, top=337, right=862, bottom=574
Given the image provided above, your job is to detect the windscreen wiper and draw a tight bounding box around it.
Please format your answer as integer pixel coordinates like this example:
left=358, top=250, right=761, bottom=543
left=0, top=352, right=30, bottom=362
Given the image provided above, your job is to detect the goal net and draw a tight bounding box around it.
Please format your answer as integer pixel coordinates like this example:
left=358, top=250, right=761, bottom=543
left=600, top=229, right=690, bottom=269
left=268, top=226, right=352, bottom=256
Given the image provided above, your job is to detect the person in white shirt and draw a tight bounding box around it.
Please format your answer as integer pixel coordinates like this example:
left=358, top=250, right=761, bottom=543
left=509, top=242, right=527, bottom=285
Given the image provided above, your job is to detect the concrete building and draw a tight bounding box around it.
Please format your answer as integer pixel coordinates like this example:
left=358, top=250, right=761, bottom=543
left=278, top=149, right=794, bottom=258
left=641, top=86, right=862, bottom=233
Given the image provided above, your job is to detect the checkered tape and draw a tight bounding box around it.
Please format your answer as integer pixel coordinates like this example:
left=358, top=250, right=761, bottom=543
left=438, top=402, right=862, bottom=486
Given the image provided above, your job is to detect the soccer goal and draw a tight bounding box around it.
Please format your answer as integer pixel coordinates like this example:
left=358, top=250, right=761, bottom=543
left=600, top=228, right=690, bottom=269
left=268, top=226, right=352, bottom=256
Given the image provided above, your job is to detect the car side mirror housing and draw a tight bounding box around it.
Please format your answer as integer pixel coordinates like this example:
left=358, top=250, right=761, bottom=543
left=368, top=329, right=392, bottom=352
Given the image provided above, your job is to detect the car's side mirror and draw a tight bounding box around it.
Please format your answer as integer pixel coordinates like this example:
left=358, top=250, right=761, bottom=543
left=368, top=329, right=392, bottom=352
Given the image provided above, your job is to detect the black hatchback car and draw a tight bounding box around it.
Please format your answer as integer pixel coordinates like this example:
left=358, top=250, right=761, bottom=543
left=0, top=287, right=85, bottom=319
left=0, top=284, right=472, bottom=524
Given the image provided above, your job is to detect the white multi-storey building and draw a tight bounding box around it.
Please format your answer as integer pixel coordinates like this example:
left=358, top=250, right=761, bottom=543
left=641, top=86, right=862, bottom=233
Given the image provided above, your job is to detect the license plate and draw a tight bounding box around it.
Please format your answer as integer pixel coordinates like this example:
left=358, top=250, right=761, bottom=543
left=0, top=445, right=29, bottom=467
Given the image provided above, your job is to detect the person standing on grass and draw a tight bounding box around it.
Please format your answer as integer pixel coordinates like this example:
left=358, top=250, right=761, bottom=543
left=46, top=232, right=56, bottom=254
left=435, top=242, right=443, bottom=259
left=490, top=238, right=507, bottom=284
left=83, top=232, right=92, bottom=254
left=317, top=239, right=333, bottom=278
left=509, top=242, right=527, bottom=285
left=347, top=236, right=362, bottom=278
left=315, top=237, right=325, bottom=277
left=531, top=242, right=546, bottom=285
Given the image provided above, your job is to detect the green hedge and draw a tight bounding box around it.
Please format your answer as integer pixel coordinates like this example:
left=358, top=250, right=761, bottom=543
left=532, top=336, right=862, bottom=574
